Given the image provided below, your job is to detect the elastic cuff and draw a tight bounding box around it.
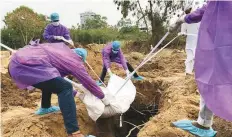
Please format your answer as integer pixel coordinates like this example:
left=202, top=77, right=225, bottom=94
left=197, top=115, right=213, bottom=127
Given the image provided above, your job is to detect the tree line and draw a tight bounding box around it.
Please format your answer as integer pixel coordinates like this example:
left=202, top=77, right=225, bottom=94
left=1, top=2, right=186, bottom=51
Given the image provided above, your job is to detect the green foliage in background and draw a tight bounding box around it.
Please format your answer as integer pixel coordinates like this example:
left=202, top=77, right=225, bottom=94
left=1, top=4, right=185, bottom=51
left=70, top=26, right=148, bottom=45
left=1, top=6, right=48, bottom=49
left=82, top=14, right=108, bottom=29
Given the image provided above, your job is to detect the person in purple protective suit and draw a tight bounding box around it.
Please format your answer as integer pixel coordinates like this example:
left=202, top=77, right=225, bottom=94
left=169, top=1, right=232, bottom=137
left=43, top=13, right=74, bottom=47
left=96, top=41, right=144, bottom=86
left=8, top=40, right=109, bottom=137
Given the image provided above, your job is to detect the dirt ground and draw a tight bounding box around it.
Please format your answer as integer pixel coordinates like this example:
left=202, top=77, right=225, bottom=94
left=1, top=45, right=232, bottom=137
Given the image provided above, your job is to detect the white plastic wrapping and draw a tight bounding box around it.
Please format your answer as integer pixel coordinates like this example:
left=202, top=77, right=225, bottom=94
left=75, top=74, right=136, bottom=121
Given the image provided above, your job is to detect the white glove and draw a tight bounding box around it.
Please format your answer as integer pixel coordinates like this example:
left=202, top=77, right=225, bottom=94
left=178, top=32, right=186, bottom=36
left=67, top=40, right=74, bottom=46
left=169, top=16, right=186, bottom=32
left=101, top=96, right=110, bottom=106
left=54, top=36, right=64, bottom=40
left=107, top=68, right=113, bottom=76
left=125, top=69, right=130, bottom=77
left=53, top=36, right=58, bottom=40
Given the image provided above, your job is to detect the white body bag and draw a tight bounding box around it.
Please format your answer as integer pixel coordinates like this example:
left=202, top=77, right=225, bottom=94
left=75, top=74, right=136, bottom=121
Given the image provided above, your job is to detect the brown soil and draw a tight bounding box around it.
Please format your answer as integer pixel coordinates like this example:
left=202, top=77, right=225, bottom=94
left=1, top=46, right=232, bottom=137
left=1, top=73, right=41, bottom=112
left=135, top=50, right=232, bottom=137
left=2, top=99, right=96, bottom=137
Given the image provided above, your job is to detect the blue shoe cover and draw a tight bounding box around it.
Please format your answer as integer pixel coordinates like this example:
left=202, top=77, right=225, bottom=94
left=172, top=120, right=217, bottom=137
left=132, top=76, right=144, bottom=81
left=96, top=81, right=103, bottom=86
left=35, top=106, right=60, bottom=115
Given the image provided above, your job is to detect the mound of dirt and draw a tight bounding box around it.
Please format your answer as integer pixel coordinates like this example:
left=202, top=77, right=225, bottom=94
left=136, top=50, right=232, bottom=137
left=1, top=51, right=11, bottom=73
left=2, top=99, right=96, bottom=137
left=1, top=69, right=96, bottom=137
left=137, top=76, right=232, bottom=137
left=1, top=73, right=41, bottom=112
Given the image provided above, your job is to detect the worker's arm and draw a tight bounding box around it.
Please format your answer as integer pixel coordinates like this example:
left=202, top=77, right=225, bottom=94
left=43, top=25, right=55, bottom=42
left=119, top=50, right=128, bottom=70
left=63, top=26, right=71, bottom=40
left=62, top=55, right=105, bottom=99
left=102, top=49, right=111, bottom=69
left=62, top=27, right=75, bottom=48
left=185, top=4, right=208, bottom=24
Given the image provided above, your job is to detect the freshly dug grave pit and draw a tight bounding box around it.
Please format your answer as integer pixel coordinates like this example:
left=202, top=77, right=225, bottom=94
left=95, top=104, right=158, bottom=137
left=113, top=103, right=158, bottom=137
left=95, top=79, right=166, bottom=137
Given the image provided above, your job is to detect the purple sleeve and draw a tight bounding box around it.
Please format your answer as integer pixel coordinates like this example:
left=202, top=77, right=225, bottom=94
left=43, top=25, right=55, bottom=42
left=63, top=56, right=105, bottom=99
left=119, top=50, right=128, bottom=70
left=63, top=26, right=71, bottom=40
left=102, top=49, right=111, bottom=69
left=185, top=4, right=207, bottom=24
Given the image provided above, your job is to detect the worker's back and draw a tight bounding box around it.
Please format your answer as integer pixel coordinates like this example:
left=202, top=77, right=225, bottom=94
left=9, top=42, right=82, bottom=89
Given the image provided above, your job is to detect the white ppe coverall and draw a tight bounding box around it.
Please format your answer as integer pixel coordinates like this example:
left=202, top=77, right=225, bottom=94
left=181, top=22, right=200, bottom=74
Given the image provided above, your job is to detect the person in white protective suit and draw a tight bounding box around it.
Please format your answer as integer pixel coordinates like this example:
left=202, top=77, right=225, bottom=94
left=179, top=1, right=203, bottom=75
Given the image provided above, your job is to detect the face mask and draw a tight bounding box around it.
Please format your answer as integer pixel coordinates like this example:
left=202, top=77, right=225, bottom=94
left=112, top=49, right=119, bottom=54
left=52, top=21, right=60, bottom=26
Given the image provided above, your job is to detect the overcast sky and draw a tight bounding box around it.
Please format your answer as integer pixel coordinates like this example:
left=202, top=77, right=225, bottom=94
left=0, top=0, right=205, bottom=29
left=1, top=0, right=145, bottom=28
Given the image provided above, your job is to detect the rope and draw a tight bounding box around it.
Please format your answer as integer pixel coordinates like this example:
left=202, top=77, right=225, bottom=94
left=115, top=34, right=180, bottom=95
left=0, top=43, right=15, bottom=53
left=85, top=61, right=107, bottom=88
left=137, top=32, right=170, bottom=68
left=115, top=32, right=171, bottom=95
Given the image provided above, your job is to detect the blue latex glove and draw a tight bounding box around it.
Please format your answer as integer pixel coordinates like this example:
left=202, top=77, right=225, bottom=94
left=96, top=80, right=103, bottom=86
left=35, top=106, right=60, bottom=115
left=132, top=76, right=144, bottom=81
left=172, top=120, right=217, bottom=137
